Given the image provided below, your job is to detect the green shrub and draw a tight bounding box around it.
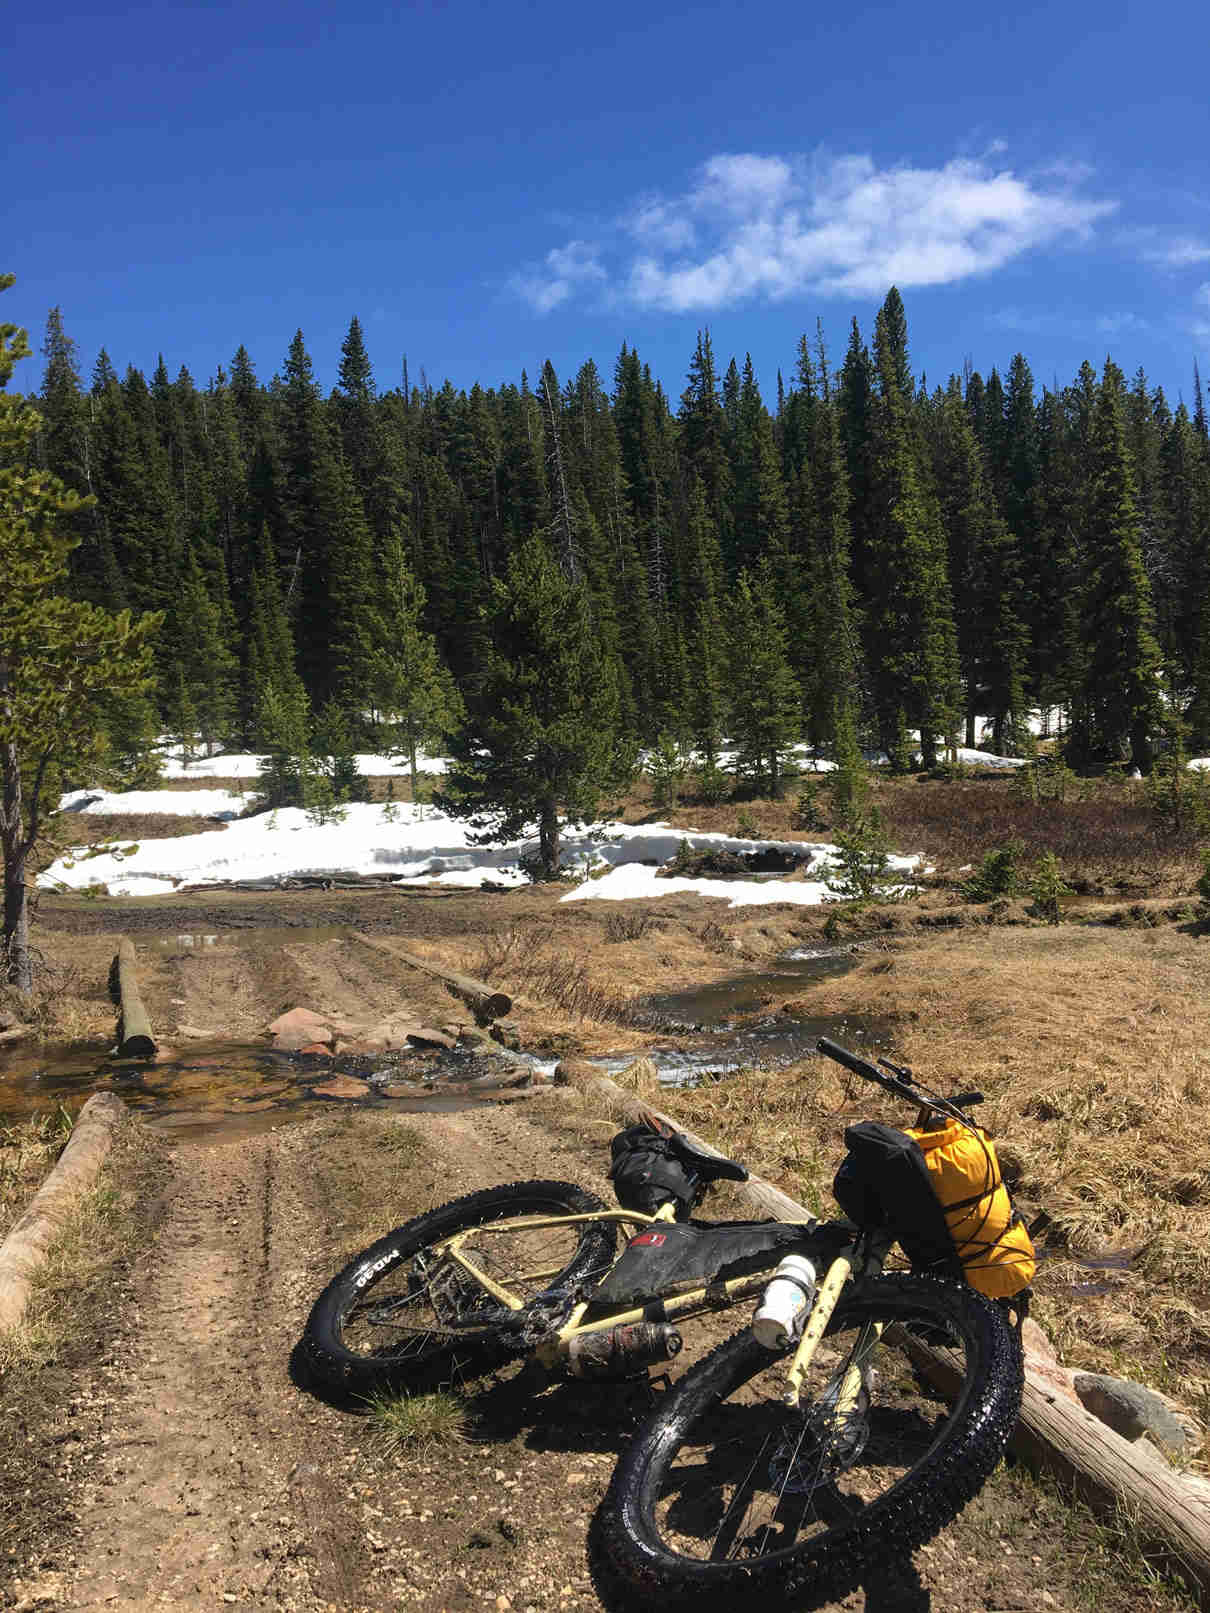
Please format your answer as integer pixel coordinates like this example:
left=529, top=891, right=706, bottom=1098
left=696, top=761, right=730, bottom=804
left=792, top=779, right=826, bottom=833
left=825, top=810, right=892, bottom=906
left=1028, top=850, right=1071, bottom=923
left=647, top=733, right=687, bottom=811
left=962, top=840, right=1025, bottom=902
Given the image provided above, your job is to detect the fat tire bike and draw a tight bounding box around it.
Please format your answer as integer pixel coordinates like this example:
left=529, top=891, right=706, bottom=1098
left=300, top=1038, right=1027, bottom=1608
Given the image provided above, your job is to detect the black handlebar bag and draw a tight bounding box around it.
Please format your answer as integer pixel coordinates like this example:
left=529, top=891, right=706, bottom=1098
left=832, top=1121, right=963, bottom=1278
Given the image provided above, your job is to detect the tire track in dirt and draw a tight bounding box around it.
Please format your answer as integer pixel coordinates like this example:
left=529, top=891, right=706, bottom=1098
left=62, top=1132, right=375, bottom=1611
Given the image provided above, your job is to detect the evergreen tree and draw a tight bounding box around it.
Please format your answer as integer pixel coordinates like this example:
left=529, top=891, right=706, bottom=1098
left=725, top=560, right=801, bottom=798
left=863, top=291, right=960, bottom=764
left=930, top=381, right=1028, bottom=751
left=1, top=277, right=159, bottom=987
left=682, top=477, right=728, bottom=765
left=165, top=549, right=238, bottom=751
left=1068, top=363, right=1163, bottom=769
left=439, top=537, right=630, bottom=879
left=243, top=522, right=303, bottom=745
left=370, top=529, right=464, bottom=804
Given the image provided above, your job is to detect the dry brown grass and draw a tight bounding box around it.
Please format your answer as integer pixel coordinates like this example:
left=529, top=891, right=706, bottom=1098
left=641, top=924, right=1210, bottom=1417
left=0, top=1110, right=77, bottom=1243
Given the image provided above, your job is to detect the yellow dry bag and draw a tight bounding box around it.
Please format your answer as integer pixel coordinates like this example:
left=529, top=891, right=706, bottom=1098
left=905, top=1120, right=1035, bottom=1299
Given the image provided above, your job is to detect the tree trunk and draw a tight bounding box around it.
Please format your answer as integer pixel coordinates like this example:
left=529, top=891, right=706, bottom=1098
left=1, top=733, right=32, bottom=991
left=538, top=798, right=560, bottom=881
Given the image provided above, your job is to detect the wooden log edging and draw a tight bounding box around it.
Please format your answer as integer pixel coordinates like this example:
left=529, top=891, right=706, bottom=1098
left=0, top=1092, right=127, bottom=1334
left=349, top=932, right=512, bottom=1022
left=556, top=1056, right=1210, bottom=1600
left=109, top=936, right=156, bottom=1058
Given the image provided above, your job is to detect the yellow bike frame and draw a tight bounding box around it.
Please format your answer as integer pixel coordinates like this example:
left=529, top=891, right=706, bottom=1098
left=427, top=1201, right=873, bottom=1402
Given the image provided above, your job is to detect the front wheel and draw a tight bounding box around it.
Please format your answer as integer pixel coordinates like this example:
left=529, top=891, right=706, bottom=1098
left=301, top=1179, right=617, bottom=1396
left=591, top=1272, right=1023, bottom=1610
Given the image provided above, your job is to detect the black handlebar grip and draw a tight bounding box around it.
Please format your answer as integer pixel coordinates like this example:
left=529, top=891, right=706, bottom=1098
left=816, top=1037, right=922, bottom=1104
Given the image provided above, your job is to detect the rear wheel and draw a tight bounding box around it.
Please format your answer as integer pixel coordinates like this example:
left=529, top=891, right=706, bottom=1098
left=301, top=1180, right=616, bottom=1396
left=591, top=1273, right=1023, bottom=1609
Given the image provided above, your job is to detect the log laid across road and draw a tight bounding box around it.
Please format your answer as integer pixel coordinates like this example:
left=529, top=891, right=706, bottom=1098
left=349, top=932, right=512, bottom=1022
left=558, top=1057, right=1210, bottom=1601
left=110, top=936, right=157, bottom=1059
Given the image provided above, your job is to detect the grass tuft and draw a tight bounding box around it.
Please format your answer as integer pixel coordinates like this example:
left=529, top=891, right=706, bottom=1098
left=362, top=1388, right=467, bottom=1454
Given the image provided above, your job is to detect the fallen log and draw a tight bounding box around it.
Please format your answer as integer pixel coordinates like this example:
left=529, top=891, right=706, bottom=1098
left=898, top=1329, right=1210, bottom=1598
left=0, top=1092, right=126, bottom=1333
left=109, top=936, right=157, bottom=1058
left=349, top=932, right=512, bottom=1022
left=557, top=1057, right=1210, bottom=1597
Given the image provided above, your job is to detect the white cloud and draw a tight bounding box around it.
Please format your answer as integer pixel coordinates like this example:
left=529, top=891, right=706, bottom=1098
left=1096, top=311, right=1151, bottom=336
left=511, top=150, right=1116, bottom=315
left=1137, top=235, right=1210, bottom=269
left=510, top=239, right=606, bottom=315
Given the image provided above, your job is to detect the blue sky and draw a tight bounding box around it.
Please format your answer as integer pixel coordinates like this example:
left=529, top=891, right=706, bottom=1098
left=6, top=0, right=1210, bottom=409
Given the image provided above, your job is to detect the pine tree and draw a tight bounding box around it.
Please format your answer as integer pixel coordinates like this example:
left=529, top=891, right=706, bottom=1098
left=863, top=292, right=960, bottom=765
left=243, top=522, right=303, bottom=745
left=168, top=548, right=239, bottom=752
left=682, top=477, right=728, bottom=766
left=930, top=381, right=1028, bottom=752
left=439, top=537, right=630, bottom=879
left=1068, top=363, right=1163, bottom=769
left=725, top=560, right=801, bottom=798
left=370, top=529, right=464, bottom=804
left=1, top=277, right=159, bottom=987
left=794, top=361, right=860, bottom=752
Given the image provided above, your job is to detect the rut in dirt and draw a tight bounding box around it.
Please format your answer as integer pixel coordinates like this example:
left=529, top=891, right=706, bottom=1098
left=63, top=1133, right=374, bottom=1611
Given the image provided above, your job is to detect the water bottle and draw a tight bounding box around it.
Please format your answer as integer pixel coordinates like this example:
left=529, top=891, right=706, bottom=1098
left=752, top=1254, right=817, bottom=1350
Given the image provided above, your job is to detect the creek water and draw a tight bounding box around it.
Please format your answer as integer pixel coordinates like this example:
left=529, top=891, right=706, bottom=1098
left=1, top=945, right=894, bottom=1133
left=597, top=946, right=897, bottom=1087
left=0, top=1038, right=490, bottom=1141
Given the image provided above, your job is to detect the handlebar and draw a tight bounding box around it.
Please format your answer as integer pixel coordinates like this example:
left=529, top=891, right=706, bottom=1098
left=816, top=1038, right=983, bottom=1123
left=816, top=1037, right=920, bottom=1103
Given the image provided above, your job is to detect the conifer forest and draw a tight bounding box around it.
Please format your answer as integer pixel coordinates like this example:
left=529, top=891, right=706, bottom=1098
left=22, top=288, right=1210, bottom=789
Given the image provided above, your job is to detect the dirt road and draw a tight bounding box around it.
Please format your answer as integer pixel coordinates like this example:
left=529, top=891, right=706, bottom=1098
left=6, top=1091, right=1181, bottom=1613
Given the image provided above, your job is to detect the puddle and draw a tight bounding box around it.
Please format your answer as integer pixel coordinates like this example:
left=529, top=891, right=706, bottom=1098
left=149, top=925, right=351, bottom=952
left=0, top=1037, right=489, bottom=1138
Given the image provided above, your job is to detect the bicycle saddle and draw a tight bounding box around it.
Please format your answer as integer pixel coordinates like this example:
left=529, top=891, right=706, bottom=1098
left=667, top=1132, right=749, bottom=1184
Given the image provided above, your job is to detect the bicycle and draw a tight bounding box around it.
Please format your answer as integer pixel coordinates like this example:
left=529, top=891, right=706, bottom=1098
left=300, top=1037, right=1028, bottom=1608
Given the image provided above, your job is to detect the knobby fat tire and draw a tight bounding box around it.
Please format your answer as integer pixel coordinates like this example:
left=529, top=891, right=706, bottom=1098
left=589, top=1272, right=1024, bottom=1611
left=301, top=1179, right=616, bottom=1396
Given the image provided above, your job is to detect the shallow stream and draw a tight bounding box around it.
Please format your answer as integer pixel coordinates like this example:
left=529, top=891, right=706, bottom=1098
left=0, top=944, right=895, bottom=1133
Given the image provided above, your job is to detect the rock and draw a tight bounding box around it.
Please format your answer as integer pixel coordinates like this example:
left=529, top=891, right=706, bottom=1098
left=175, top=1023, right=215, bottom=1039
left=270, top=1008, right=336, bottom=1052
left=1025, top=1358, right=1080, bottom=1405
left=332, top=1038, right=380, bottom=1056
left=311, top=1074, right=371, bottom=1100
left=1074, top=1373, right=1195, bottom=1454
left=490, top=1020, right=523, bottom=1051
left=359, top=1013, right=426, bottom=1052
left=380, top=1082, right=424, bottom=1097
left=407, top=1026, right=457, bottom=1050
left=298, top=1042, right=333, bottom=1056
left=267, top=1005, right=332, bottom=1035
